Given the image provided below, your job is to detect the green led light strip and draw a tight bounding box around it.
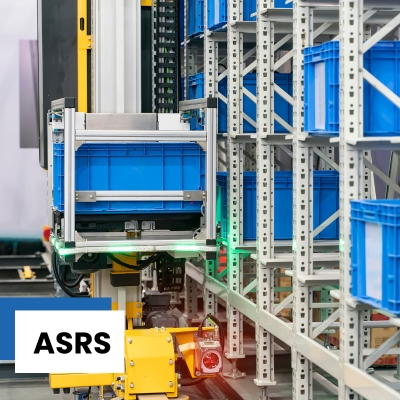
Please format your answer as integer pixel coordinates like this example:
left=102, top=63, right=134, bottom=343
left=50, top=237, right=207, bottom=256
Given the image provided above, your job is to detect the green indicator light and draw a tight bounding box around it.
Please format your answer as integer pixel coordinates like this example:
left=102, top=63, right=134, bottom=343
left=52, top=244, right=205, bottom=255
left=106, top=246, right=143, bottom=253
left=339, top=239, right=345, bottom=253
left=58, top=248, right=70, bottom=256
left=174, top=245, right=201, bottom=251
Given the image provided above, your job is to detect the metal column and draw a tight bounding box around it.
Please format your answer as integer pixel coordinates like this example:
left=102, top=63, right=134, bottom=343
left=254, top=0, right=276, bottom=394
left=339, top=1, right=364, bottom=398
left=292, top=2, right=313, bottom=398
left=63, top=107, right=76, bottom=244
left=225, top=0, right=246, bottom=373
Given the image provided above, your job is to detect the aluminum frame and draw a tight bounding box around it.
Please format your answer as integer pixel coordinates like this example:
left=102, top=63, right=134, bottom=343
left=48, top=102, right=217, bottom=256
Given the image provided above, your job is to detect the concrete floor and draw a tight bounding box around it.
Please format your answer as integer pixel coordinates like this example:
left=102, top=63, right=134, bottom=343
left=0, top=380, right=58, bottom=400
left=0, top=382, right=219, bottom=400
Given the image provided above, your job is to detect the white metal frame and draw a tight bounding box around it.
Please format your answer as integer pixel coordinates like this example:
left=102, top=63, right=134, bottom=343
left=181, top=0, right=400, bottom=398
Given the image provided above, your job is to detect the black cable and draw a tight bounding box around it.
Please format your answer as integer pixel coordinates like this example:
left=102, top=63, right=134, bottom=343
left=107, top=253, right=150, bottom=271
left=207, top=313, right=225, bottom=354
left=218, top=63, right=227, bottom=69
left=83, top=386, right=91, bottom=399
left=180, top=377, right=207, bottom=386
left=62, top=267, right=85, bottom=288
left=108, top=252, right=169, bottom=271
left=52, top=251, right=89, bottom=297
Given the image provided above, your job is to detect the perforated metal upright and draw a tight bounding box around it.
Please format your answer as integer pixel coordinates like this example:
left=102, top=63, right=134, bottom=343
left=292, top=1, right=314, bottom=397
left=225, top=0, right=246, bottom=373
left=339, top=1, right=400, bottom=399
left=203, top=0, right=219, bottom=323
left=254, top=0, right=277, bottom=393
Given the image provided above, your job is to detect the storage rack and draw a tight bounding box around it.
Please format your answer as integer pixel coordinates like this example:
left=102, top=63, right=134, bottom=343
left=179, top=0, right=400, bottom=399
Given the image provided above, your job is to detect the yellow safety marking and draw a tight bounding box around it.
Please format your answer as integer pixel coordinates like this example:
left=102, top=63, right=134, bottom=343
left=90, top=273, right=95, bottom=298
left=50, top=373, right=113, bottom=389
left=78, top=34, right=92, bottom=50
left=18, top=266, right=35, bottom=280
left=141, top=0, right=153, bottom=6
left=23, top=266, right=32, bottom=279
left=77, top=0, right=90, bottom=112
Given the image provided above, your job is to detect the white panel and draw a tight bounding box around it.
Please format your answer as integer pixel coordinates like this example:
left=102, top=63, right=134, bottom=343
left=95, top=0, right=141, bottom=113
left=158, top=114, right=190, bottom=131
left=96, top=0, right=117, bottom=112
left=125, top=0, right=141, bottom=112
left=365, top=222, right=382, bottom=301
left=315, top=62, right=326, bottom=130
left=0, top=0, right=48, bottom=239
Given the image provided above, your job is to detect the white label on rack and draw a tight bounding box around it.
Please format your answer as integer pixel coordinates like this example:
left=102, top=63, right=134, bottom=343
left=314, top=62, right=326, bottom=130
left=365, top=222, right=382, bottom=302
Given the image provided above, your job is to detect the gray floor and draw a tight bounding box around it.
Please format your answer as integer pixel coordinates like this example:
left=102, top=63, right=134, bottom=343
left=0, top=380, right=61, bottom=400
left=0, top=381, right=217, bottom=400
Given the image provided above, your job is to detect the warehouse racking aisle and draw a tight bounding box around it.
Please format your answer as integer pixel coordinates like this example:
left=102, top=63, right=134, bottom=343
left=179, top=0, right=400, bottom=398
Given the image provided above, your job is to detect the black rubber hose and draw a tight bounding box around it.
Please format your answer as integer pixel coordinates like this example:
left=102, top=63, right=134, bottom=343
left=198, top=313, right=225, bottom=352
left=52, top=251, right=88, bottom=297
left=83, top=386, right=91, bottom=399
left=107, top=253, right=149, bottom=271
left=108, top=252, right=168, bottom=271
left=180, top=377, right=207, bottom=387
left=62, top=267, right=85, bottom=288
left=207, top=313, right=225, bottom=354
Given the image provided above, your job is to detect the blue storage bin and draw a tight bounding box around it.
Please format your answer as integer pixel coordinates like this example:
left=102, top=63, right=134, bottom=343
left=274, top=73, right=293, bottom=132
left=351, top=200, right=400, bottom=314
left=188, top=0, right=204, bottom=37
left=274, top=0, right=292, bottom=7
left=216, top=171, right=339, bottom=240
left=208, top=0, right=256, bottom=31
left=188, top=72, right=293, bottom=133
left=187, top=73, right=204, bottom=130
left=53, top=143, right=205, bottom=214
left=218, top=74, right=257, bottom=133
left=188, top=73, right=204, bottom=99
left=305, top=41, right=400, bottom=137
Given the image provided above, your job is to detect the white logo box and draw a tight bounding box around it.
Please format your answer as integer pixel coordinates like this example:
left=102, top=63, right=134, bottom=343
left=15, top=310, right=125, bottom=373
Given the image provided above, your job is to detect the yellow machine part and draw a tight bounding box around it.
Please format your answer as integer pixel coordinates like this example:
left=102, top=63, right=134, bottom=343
left=167, top=327, right=215, bottom=379
left=77, top=0, right=91, bottom=113
left=113, top=330, right=178, bottom=399
left=50, top=373, right=113, bottom=389
left=111, top=254, right=138, bottom=267
left=49, top=328, right=214, bottom=398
